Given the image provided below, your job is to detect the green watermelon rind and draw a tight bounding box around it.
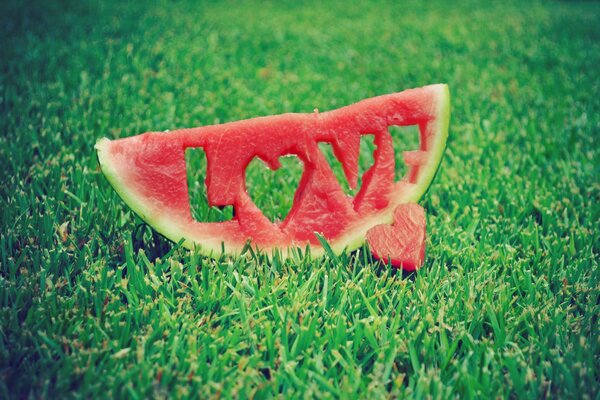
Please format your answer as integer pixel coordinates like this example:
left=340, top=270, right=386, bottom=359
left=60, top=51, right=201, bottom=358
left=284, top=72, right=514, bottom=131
left=96, top=84, right=450, bottom=259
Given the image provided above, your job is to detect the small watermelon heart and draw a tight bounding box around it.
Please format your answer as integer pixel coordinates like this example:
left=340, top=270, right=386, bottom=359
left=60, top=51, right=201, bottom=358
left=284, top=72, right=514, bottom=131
left=366, top=203, right=426, bottom=271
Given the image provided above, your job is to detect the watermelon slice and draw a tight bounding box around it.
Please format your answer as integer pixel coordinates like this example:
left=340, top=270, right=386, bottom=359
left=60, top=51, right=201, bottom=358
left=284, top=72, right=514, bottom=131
left=96, top=84, right=449, bottom=258
left=366, top=203, right=426, bottom=271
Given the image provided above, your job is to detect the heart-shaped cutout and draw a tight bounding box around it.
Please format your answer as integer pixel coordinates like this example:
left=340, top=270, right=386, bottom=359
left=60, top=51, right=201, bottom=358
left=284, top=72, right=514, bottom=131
left=366, top=203, right=426, bottom=271
left=245, top=155, right=304, bottom=223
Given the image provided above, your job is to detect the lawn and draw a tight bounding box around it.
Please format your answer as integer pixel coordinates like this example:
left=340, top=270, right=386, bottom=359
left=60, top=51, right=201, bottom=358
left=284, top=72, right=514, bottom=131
left=1, top=0, right=599, bottom=398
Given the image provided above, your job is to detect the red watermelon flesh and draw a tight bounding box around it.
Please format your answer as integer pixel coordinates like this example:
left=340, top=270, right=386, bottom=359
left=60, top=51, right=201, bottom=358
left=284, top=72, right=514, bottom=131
left=366, top=203, right=426, bottom=271
left=95, top=84, right=449, bottom=258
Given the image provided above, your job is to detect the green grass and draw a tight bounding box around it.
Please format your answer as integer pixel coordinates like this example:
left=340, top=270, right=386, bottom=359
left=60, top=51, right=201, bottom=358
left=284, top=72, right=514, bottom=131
left=1, top=0, right=599, bottom=397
